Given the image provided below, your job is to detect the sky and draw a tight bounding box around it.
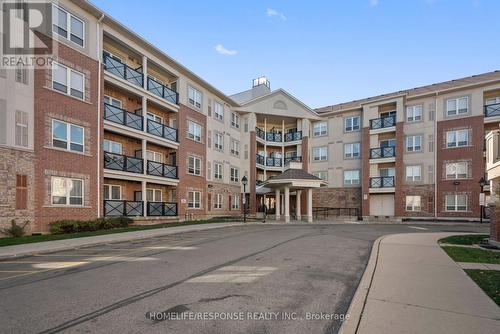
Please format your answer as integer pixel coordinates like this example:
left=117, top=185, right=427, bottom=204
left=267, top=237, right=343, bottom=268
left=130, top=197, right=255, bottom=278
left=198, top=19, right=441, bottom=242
left=91, top=0, right=500, bottom=108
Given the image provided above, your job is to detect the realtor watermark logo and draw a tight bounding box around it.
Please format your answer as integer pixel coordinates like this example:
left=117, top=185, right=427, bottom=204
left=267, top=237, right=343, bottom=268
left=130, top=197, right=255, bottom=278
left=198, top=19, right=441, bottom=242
left=1, top=0, right=55, bottom=68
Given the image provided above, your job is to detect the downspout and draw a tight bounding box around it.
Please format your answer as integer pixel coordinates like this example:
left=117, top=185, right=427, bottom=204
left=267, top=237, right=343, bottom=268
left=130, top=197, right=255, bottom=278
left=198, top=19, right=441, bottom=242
left=96, top=13, right=104, bottom=218
left=434, top=92, right=438, bottom=220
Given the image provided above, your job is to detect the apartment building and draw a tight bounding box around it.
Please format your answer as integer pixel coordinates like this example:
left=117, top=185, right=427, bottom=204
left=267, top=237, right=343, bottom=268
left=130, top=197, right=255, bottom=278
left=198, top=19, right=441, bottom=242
left=1, top=0, right=500, bottom=235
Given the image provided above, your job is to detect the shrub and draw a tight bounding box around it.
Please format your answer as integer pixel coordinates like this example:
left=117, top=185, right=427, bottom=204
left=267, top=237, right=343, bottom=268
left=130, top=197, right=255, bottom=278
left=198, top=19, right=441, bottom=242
left=49, top=217, right=132, bottom=234
left=1, top=220, right=29, bottom=238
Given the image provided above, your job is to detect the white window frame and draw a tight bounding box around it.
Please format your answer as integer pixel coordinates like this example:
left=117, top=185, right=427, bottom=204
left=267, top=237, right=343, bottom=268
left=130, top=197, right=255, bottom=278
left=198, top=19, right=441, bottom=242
left=231, top=139, right=240, bottom=157
left=52, top=62, right=85, bottom=100
left=446, top=129, right=469, bottom=148
left=103, top=184, right=122, bottom=200
left=344, top=116, right=360, bottom=132
left=232, top=195, right=240, bottom=210
left=214, top=132, right=224, bottom=151
left=231, top=112, right=240, bottom=129
left=104, top=95, right=122, bottom=108
left=406, top=105, right=423, bottom=122
left=146, top=188, right=163, bottom=202
left=146, top=150, right=163, bottom=163
left=230, top=167, right=240, bottom=183
left=313, top=171, right=328, bottom=181
left=52, top=4, right=85, bottom=47
left=188, top=85, right=202, bottom=109
left=214, top=101, right=224, bottom=121
left=446, top=96, right=469, bottom=116
left=313, top=121, right=327, bottom=137
left=445, top=162, right=468, bottom=179
left=445, top=194, right=468, bottom=212
left=313, top=147, right=328, bottom=161
left=344, top=143, right=360, bottom=158
left=344, top=170, right=360, bottom=185
left=51, top=177, right=83, bottom=206
left=405, top=195, right=421, bottom=212
left=214, top=162, right=223, bottom=180
left=406, top=135, right=422, bottom=152
left=188, top=191, right=201, bottom=209
left=103, top=139, right=122, bottom=154
left=15, top=110, right=28, bottom=148
left=52, top=119, right=84, bottom=153
left=406, top=165, right=421, bottom=182
left=188, top=156, right=201, bottom=176
left=486, top=97, right=500, bottom=105
left=214, top=193, right=223, bottom=209
left=187, top=121, right=202, bottom=142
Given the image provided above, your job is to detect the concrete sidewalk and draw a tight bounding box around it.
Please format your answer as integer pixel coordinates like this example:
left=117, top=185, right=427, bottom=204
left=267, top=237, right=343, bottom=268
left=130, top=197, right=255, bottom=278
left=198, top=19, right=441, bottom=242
left=341, top=233, right=500, bottom=334
left=0, top=222, right=246, bottom=259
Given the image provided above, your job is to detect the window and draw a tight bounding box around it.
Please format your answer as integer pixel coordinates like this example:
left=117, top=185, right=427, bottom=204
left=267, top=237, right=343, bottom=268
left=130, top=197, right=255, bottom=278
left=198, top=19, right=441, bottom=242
left=446, top=162, right=468, bottom=179
left=51, top=177, right=83, bottom=206
left=15, top=111, right=28, bottom=147
left=380, top=168, right=395, bottom=177
left=147, top=113, right=162, bottom=124
left=406, top=196, right=421, bottom=212
left=313, top=171, right=328, bottom=181
left=406, top=105, right=423, bottom=122
left=345, top=116, right=360, bottom=132
left=214, top=193, right=223, bottom=209
left=344, top=170, right=360, bottom=185
left=146, top=188, right=162, bottom=202
left=188, top=156, right=201, bottom=175
left=344, top=143, right=360, bottom=158
left=103, top=139, right=122, bottom=154
left=16, top=175, right=27, bottom=210
left=446, top=96, right=468, bottom=116
left=486, top=97, right=500, bottom=105
left=214, top=101, right=224, bottom=121
left=188, top=191, right=201, bottom=208
left=380, top=139, right=396, bottom=148
left=52, top=120, right=84, bottom=153
left=188, top=86, right=202, bottom=109
left=52, top=4, right=85, bottom=46
left=104, top=95, right=122, bottom=108
left=52, top=62, right=84, bottom=99
left=231, top=139, right=240, bottom=157
left=230, top=167, right=239, bottom=182
left=231, top=113, right=240, bottom=128
left=313, top=147, right=328, bottom=161
left=446, top=129, right=469, bottom=148
left=313, top=122, right=327, bottom=137
left=214, top=132, right=224, bottom=151
left=187, top=121, right=202, bottom=142
left=445, top=194, right=467, bottom=211
left=146, top=150, right=163, bottom=163
left=232, top=195, right=240, bottom=210
left=103, top=184, right=121, bottom=200
left=15, top=67, right=28, bottom=85
left=214, top=162, right=223, bottom=180
left=406, top=135, right=422, bottom=152
left=406, top=165, right=421, bottom=182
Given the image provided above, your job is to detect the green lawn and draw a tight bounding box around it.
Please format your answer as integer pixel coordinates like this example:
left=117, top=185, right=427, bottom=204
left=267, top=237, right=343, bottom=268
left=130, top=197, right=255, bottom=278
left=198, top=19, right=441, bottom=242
left=464, top=270, right=500, bottom=306
left=0, top=220, right=236, bottom=247
left=441, top=246, right=500, bottom=264
left=438, top=234, right=488, bottom=245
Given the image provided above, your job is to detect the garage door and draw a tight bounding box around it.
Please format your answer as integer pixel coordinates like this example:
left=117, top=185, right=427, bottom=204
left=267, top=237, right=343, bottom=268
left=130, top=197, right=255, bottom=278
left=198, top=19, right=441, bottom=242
left=369, top=194, right=395, bottom=216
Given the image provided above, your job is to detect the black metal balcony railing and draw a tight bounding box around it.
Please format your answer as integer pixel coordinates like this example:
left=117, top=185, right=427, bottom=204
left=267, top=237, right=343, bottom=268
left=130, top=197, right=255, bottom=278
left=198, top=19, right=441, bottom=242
left=147, top=160, right=178, bottom=179
left=266, top=132, right=282, bottom=142
left=103, top=53, right=143, bottom=88
left=104, top=103, right=143, bottom=131
left=147, top=119, right=178, bottom=142
left=147, top=202, right=178, bottom=216
left=255, top=127, right=265, bottom=140
left=284, top=156, right=302, bottom=164
left=256, top=154, right=265, bottom=166
left=370, top=147, right=396, bottom=159
left=370, top=115, right=396, bottom=130
left=370, top=176, right=395, bottom=188
left=484, top=103, right=500, bottom=118
left=104, top=200, right=143, bottom=217
left=104, top=152, right=143, bottom=174
left=147, top=77, right=179, bottom=105
left=285, top=131, right=302, bottom=142
left=266, top=157, right=283, bottom=167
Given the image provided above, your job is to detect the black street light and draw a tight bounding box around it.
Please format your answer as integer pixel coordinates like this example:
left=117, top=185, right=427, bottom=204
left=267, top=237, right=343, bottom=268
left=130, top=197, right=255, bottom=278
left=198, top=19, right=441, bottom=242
left=479, top=176, right=486, bottom=224
left=242, top=175, right=248, bottom=223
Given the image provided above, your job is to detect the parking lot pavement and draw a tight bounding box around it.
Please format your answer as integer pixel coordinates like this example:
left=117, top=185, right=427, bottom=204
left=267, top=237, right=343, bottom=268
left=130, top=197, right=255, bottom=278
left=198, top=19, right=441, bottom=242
left=0, top=223, right=488, bottom=334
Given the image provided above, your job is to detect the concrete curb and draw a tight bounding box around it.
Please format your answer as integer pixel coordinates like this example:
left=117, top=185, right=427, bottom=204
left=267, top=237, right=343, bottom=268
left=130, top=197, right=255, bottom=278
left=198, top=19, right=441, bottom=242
left=338, top=235, right=385, bottom=334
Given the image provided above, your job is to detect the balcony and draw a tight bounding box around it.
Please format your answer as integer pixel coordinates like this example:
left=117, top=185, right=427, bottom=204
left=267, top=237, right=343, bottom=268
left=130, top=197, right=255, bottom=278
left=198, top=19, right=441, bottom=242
left=484, top=103, right=500, bottom=118
left=103, top=53, right=143, bottom=88
left=370, top=115, right=396, bottom=130
left=370, top=147, right=395, bottom=159
left=370, top=176, right=395, bottom=188
left=104, top=103, right=143, bottom=131
left=147, top=77, right=179, bottom=105
left=104, top=200, right=143, bottom=217
left=256, top=127, right=265, bottom=140
left=147, top=161, right=177, bottom=179
left=104, top=152, right=143, bottom=174
left=147, top=202, right=178, bottom=216
left=266, top=157, right=283, bottom=167
left=285, top=131, right=302, bottom=142
left=147, top=119, right=178, bottom=142
left=256, top=154, right=265, bottom=166
left=266, top=132, right=282, bottom=142
left=284, top=156, right=302, bottom=165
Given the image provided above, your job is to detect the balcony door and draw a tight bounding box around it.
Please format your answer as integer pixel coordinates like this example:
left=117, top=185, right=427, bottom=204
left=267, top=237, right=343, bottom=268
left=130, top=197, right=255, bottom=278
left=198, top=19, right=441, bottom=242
left=147, top=113, right=163, bottom=124
left=379, top=168, right=395, bottom=177
left=380, top=139, right=396, bottom=148
left=104, top=95, right=122, bottom=108
left=134, top=189, right=163, bottom=202
left=380, top=110, right=396, bottom=118
left=146, top=150, right=163, bottom=163
left=486, top=97, right=500, bottom=105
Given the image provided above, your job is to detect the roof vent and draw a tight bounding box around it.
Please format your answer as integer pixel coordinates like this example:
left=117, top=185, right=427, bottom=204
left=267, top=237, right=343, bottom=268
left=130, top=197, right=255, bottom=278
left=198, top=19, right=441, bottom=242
left=252, top=76, right=270, bottom=89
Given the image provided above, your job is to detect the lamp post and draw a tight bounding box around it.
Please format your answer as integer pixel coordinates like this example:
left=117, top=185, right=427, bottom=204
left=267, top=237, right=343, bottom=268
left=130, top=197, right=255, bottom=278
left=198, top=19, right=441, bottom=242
left=479, top=176, right=486, bottom=224
left=242, top=176, right=248, bottom=223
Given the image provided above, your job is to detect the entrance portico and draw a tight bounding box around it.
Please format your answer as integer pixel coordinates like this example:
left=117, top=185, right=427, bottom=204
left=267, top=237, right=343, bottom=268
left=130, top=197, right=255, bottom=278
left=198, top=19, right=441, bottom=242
left=261, top=162, right=327, bottom=223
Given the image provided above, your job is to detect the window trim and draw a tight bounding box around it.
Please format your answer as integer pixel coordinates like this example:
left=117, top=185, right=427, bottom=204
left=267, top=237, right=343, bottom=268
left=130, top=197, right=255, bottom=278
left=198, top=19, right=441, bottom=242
left=230, top=139, right=240, bottom=157
left=213, top=101, right=224, bottom=121
left=52, top=3, right=86, bottom=48
left=405, top=195, right=421, bottom=212
left=52, top=119, right=84, bottom=153
left=214, top=162, right=223, bottom=180
left=214, top=193, right=223, bottom=209
left=344, top=116, right=360, bottom=133
left=214, top=131, right=224, bottom=151
left=231, top=195, right=240, bottom=210
left=52, top=62, right=85, bottom=100
left=187, top=85, right=203, bottom=110
left=313, top=121, right=328, bottom=137
left=343, top=170, right=360, bottom=186
left=405, top=165, right=422, bottom=182
left=313, top=171, right=328, bottom=181
left=15, top=110, right=28, bottom=148
left=406, top=135, right=422, bottom=153
left=103, top=139, right=122, bottom=154
left=406, top=104, right=423, bottom=123
left=445, top=96, right=469, bottom=117
left=230, top=167, right=240, bottom=183
left=103, top=184, right=122, bottom=200
left=188, top=155, right=201, bottom=176
left=51, top=176, right=84, bottom=206
left=104, top=95, right=122, bottom=108
left=446, top=129, right=469, bottom=148
left=445, top=161, right=469, bottom=180
left=187, top=120, right=202, bottom=142
left=344, top=142, right=360, bottom=159
left=188, top=190, right=201, bottom=209
left=445, top=194, right=468, bottom=212
left=312, top=146, right=328, bottom=162
left=231, top=112, right=240, bottom=129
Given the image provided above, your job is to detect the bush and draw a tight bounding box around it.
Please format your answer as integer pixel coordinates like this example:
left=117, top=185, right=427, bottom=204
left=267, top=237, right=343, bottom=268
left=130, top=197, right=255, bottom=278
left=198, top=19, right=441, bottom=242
left=1, top=220, right=29, bottom=238
left=49, top=217, right=131, bottom=234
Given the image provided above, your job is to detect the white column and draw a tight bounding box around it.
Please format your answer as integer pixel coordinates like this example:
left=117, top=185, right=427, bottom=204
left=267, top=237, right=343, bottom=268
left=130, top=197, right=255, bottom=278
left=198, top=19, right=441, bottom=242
left=142, top=55, right=148, bottom=90
left=142, top=97, right=147, bottom=130
left=284, top=186, right=290, bottom=223
left=296, top=190, right=302, bottom=220
left=307, top=188, right=313, bottom=223
left=142, top=138, right=147, bottom=217
left=275, top=189, right=281, bottom=221
left=142, top=181, right=147, bottom=217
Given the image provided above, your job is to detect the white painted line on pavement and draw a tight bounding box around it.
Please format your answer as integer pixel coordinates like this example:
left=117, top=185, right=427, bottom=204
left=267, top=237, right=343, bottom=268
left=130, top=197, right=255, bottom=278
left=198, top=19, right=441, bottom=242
left=187, top=266, right=277, bottom=283
left=408, top=226, right=428, bottom=230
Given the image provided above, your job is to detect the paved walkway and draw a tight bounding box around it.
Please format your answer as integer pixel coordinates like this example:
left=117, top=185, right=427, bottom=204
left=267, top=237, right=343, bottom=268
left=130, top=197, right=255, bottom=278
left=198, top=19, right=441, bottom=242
left=458, top=262, right=500, bottom=270
left=342, top=233, right=500, bottom=334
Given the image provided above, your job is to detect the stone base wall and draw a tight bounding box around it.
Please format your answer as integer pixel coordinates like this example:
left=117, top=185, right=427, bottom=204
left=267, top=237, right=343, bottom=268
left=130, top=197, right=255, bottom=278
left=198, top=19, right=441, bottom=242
left=0, top=147, right=35, bottom=236
left=312, top=187, right=361, bottom=210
